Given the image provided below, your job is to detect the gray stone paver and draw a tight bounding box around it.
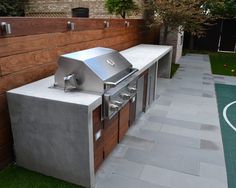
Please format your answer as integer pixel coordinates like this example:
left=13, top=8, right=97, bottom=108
left=213, top=74, right=236, bottom=86
left=95, top=54, right=227, bottom=188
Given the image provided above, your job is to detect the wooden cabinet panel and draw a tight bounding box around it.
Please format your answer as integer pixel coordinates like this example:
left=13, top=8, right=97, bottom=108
left=118, top=103, right=130, bottom=142
left=93, top=106, right=102, bottom=135
left=103, top=114, right=119, bottom=158
left=94, top=144, right=103, bottom=172
left=92, top=100, right=134, bottom=171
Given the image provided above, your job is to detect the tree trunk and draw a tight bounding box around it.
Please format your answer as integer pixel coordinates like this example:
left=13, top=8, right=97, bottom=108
left=121, top=11, right=126, bottom=19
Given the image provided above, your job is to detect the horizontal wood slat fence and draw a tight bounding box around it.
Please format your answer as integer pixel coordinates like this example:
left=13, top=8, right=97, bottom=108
left=0, top=17, right=159, bottom=169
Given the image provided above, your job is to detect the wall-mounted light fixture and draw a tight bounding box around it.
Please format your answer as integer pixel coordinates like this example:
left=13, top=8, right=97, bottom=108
left=67, top=21, right=75, bottom=31
left=124, top=21, right=130, bottom=27
left=104, top=21, right=110, bottom=28
left=1, top=22, right=11, bottom=35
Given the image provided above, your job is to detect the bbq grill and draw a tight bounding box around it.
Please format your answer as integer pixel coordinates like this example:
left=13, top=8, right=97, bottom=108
left=54, top=47, right=138, bottom=119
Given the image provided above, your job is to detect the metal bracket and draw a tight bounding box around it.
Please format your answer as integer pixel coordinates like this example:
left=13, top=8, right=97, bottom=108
left=67, top=21, right=75, bottom=31
left=104, top=21, right=110, bottom=28
left=1, top=22, right=11, bottom=35
left=125, top=21, right=130, bottom=27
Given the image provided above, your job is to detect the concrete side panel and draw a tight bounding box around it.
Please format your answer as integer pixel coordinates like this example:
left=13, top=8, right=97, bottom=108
left=7, top=93, right=94, bottom=188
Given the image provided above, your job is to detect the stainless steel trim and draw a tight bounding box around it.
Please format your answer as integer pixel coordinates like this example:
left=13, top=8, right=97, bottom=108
left=104, top=68, right=138, bottom=87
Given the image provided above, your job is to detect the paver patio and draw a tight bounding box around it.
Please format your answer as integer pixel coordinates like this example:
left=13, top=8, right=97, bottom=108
left=95, top=54, right=228, bottom=188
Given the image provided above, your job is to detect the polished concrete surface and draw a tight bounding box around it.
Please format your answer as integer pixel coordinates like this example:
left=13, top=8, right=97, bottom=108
left=95, top=54, right=228, bottom=188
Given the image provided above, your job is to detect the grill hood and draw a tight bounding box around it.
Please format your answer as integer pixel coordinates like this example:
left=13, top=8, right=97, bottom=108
left=54, top=47, right=137, bottom=93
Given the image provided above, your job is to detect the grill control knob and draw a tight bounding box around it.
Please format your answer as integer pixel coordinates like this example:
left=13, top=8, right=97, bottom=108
left=110, top=104, right=119, bottom=111
left=120, top=93, right=131, bottom=100
left=112, top=100, right=123, bottom=106
left=128, top=86, right=137, bottom=94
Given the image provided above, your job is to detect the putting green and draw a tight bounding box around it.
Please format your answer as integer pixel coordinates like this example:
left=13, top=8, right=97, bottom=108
left=215, top=84, right=236, bottom=188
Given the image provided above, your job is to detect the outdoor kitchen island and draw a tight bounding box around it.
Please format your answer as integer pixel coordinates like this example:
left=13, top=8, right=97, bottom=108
left=7, top=44, right=172, bottom=188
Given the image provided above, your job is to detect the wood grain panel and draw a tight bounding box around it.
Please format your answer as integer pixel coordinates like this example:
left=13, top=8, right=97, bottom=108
left=93, top=106, right=103, bottom=150
left=104, top=132, right=118, bottom=159
left=0, top=143, right=13, bottom=169
left=0, top=17, right=144, bottom=38
left=0, top=48, right=58, bottom=76
left=0, top=126, right=12, bottom=146
left=0, top=144, right=13, bottom=162
left=0, top=63, right=57, bottom=94
left=57, top=30, right=141, bottom=53
left=119, top=103, right=130, bottom=142
left=0, top=30, right=141, bottom=76
left=94, top=144, right=104, bottom=172
left=0, top=27, right=141, bottom=58
left=0, top=27, right=141, bottom=48
left=103, top=114, right=118, bottom=158
left=0, top=94, right=11, bottom=132
left=93, top=106, right=102, bottom=134
left=0, top=109, right=11, bottom=130
left=0, top=94, right=7, bottom=113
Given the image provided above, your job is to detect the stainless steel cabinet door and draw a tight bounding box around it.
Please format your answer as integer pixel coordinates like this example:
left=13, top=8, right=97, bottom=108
left=136, top=75, right=144, bottom=117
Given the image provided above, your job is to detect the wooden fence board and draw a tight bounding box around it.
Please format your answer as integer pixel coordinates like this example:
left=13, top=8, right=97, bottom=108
left=0, top=111, right=10, bottom=132
left=0, top=94, right=7, bottom=113
left=0, top=144, right=13, bottom=162
left=0, top=143, right=13, bottom=169
left=0, top=125, right=12, bottom=146
left=0, top=17, right=144, bottom=38
left=0, top=63, right=57, bottom=94
left=0, top=27, right=141, bottom=58
left=0, top=30, right=142, bottom=76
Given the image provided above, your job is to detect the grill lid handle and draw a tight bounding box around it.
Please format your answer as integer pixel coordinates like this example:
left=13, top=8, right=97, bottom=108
left=104, top=68, right=138, bottom=87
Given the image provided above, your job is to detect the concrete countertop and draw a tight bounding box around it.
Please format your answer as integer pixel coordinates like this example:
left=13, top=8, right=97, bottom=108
left=121, top=44, right=172, bottom=74
left=7, top=76, right=102, bottom=110
left=8, top=44, right=172, bottom=109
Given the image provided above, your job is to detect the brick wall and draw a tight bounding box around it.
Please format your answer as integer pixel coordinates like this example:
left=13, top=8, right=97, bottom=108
left=26, top=0, right=143, bottom=18
left=0, top=17, right=159, bottom=169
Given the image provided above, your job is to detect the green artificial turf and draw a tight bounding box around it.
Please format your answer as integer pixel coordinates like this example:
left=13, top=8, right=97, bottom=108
left=210, top=52, right=236, bottom=76
left=171, top=63, right=180, bottom=78
left=183, top=50, right=236, bottom=76
left=0, top=165, right=84, bottom=188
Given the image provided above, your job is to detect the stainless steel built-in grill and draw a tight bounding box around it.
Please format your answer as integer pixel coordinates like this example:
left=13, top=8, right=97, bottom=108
left=54, top=47, right=138, bottom=119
